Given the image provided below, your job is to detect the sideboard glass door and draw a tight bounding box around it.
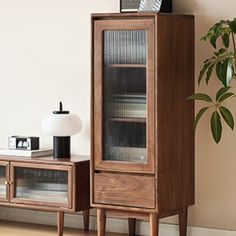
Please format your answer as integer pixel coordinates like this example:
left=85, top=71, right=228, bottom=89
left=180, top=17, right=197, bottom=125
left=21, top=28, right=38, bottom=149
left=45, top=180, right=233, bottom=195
left=0, top=162, right=8, bottom=202
left=93, top=19, right=155, bottom=173
left=10, top=162, right=72, bottom=208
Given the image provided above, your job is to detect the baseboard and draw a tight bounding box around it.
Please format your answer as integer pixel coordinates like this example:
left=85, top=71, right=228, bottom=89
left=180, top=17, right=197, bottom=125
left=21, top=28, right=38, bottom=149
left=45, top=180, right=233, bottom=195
left=0, top=207, right=235, bottom=236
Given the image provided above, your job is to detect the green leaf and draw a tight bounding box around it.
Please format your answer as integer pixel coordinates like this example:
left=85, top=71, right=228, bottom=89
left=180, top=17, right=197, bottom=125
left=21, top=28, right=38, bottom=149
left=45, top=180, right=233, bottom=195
left=210, top=34, right=217, bottom=48
left=214, top=48, right=226, bottom=56
left=228, top=20, right=236, bottom=33
left=194, top=107, right=209, bottom=130
left=219, top=106, right=234, bottom=130
left=210, top=31, right=221, bottom=48
left=216, top=62, right=222, bottom=80
left=218, top=92, right=235, bottom=103
left=222, top=33, right=230, bottom=48
left=206, top=64, right=214, bottom=84
left=187, top=93, right=213, bottom=102
left=211, top=111, right=222, bottom=143
left=220, top=58, right=233, bottom=86
left=198, top=61, right=213, bottom=85
left=216, top=86, right=231, bottom=101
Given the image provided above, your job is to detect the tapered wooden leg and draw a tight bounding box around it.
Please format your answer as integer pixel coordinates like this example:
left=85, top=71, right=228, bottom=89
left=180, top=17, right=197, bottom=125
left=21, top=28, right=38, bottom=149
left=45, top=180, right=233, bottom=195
left=128, top=218, right=136, bottom=236
left=179, top=207, right=188, bottom=236
left=97, top=208, right=106, bottom=236
left=150, top=213, right=159, bottom=236
left=83, top=209, right=90, bottom=231
left=57, top=211, right=64, bottom=236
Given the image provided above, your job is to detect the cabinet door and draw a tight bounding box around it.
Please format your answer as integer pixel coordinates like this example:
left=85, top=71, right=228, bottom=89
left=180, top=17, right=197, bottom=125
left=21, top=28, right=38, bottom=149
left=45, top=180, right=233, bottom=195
left=93, top=18, right=155, bottom=173
left=9, top=162, right=72, bottom=209
left=0, top=161, right=9, bottom=202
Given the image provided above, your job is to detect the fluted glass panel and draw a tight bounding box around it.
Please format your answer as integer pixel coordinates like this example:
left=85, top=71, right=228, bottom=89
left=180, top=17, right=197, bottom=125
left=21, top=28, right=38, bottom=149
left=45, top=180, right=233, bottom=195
left=0, top=166, right=6, bottom=197
left=103, top=30, right=147, bottom=163
left=15, top=167, right=68, bottom=204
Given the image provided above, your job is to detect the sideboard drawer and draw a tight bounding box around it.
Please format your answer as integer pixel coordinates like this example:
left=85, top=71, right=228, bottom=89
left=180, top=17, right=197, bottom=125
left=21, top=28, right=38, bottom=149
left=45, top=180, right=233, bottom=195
left=94, top=172, right=155, bottom=209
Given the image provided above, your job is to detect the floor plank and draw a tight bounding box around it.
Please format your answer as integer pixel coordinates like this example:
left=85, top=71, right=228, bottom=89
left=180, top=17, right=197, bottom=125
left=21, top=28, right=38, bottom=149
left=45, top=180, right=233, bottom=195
left=0, top=220, right=124, bottom=236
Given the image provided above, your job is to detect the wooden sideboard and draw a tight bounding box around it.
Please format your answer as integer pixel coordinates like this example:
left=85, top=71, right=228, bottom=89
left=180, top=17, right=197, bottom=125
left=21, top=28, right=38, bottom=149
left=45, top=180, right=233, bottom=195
left=0, top=154, right=90, bottom=236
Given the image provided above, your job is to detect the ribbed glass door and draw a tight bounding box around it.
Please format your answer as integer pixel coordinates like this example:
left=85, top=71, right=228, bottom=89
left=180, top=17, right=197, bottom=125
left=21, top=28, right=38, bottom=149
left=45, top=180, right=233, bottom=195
left=0, top=163, right=8, bottom=200
left=10, top=162, right=72, bottom=208
left=103, top=30, right=147, bottom=163
left=93, top=19, right=155, bottom=173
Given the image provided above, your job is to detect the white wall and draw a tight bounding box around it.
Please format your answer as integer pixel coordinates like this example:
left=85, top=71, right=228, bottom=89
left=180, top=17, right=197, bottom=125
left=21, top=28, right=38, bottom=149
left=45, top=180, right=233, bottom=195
left=1, top=0, right=236, bottom=232
left=0, top=0, right=118, bottom=155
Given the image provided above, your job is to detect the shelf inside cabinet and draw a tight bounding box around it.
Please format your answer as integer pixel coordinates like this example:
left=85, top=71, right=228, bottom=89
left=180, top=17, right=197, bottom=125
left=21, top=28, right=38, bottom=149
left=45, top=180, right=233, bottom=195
left=108, top=64, right=146, bottom=68
left=109, top=117, right=146, bottom=123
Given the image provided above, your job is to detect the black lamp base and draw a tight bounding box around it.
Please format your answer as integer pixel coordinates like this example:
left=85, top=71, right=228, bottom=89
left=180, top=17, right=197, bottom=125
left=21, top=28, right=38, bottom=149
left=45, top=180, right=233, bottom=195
left=53, top=136, right=70, bottom=158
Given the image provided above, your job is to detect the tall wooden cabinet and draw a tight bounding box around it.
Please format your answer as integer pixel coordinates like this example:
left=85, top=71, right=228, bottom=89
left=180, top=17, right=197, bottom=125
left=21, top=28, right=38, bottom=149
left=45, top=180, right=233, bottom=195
left=91, top=13, right=194, bottom=236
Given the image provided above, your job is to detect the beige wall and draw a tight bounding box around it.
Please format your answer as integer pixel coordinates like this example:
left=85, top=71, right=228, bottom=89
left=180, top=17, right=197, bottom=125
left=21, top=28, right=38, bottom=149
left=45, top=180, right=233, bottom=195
left=173, top=0, right=236, bottom=231
left=0, top=0, right=236, bottom=231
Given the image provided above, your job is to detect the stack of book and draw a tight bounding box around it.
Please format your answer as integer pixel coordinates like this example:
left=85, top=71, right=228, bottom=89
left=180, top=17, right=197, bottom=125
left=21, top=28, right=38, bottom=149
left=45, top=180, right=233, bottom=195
left=110, top=94, right=146, bottom=118
left=0, top=148, right=53, bottom=157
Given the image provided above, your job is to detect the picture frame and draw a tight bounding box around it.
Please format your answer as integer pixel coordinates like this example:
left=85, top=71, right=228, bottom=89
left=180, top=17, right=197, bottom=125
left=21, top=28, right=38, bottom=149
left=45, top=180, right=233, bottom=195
left=120, top=0, right=172, bottom=13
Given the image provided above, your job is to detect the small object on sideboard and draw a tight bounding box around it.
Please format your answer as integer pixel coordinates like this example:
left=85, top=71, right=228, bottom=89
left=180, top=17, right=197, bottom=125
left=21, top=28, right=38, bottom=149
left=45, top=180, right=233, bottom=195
left=8, top=136, right=39, bottom=150
left=120, top=0, right=172, bottom=13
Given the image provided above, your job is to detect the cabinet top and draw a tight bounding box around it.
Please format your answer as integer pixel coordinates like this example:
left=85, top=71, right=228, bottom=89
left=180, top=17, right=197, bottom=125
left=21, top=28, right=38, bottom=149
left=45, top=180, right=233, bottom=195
left=0, top=154, right=90, bottom=165
left=91, top=12, right=194, bottom=19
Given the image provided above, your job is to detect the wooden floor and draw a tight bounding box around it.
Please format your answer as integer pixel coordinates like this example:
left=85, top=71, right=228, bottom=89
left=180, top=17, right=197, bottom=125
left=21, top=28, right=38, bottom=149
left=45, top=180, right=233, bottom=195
left=0, top=220, right=123, bottom=236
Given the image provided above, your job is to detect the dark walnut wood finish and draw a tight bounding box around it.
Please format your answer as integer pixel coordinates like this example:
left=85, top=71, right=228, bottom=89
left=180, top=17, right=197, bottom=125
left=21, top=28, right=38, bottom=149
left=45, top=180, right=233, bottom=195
left=91, top=13, right=194, bottom=236
left=0, top=155, right=90, bottom=236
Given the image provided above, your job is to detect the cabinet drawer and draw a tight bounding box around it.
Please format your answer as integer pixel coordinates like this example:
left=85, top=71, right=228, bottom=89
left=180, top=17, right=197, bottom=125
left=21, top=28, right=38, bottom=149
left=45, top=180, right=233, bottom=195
left=94, top=173, right=155, bottom=209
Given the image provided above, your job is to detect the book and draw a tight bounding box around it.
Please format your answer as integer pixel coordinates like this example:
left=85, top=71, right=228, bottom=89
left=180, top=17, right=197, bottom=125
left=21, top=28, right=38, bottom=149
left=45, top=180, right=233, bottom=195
left=0, top=148, right=53, bottom=157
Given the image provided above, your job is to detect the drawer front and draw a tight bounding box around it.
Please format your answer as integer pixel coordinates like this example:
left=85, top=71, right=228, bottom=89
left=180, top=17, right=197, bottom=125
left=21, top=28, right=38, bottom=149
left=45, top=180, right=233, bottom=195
left=94, top=173, right=155, bottom=209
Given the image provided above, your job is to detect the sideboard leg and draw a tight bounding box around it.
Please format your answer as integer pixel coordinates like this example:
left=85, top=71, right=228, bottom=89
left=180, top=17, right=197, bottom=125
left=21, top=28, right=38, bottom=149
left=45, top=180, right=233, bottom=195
left=97, top=208, right=106, bottom=236
left=83, top=209, right=90, bottom=231
left=128, top=218, right=136, bottom=236
left=57, top=211, right=64, bottom=236
left=150, top=213, right=159, bottom=236
left=179, top=207, right=188, bottom=236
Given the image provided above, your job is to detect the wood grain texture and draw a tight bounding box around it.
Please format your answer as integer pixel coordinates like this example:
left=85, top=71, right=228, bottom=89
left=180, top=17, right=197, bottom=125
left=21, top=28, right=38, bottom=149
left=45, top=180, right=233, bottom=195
left=91, top=13, right=194, bottom=235
left=128, top=218, right=136, bottom=236
left=94, top=173, right=155, bottom=209
left=0, top=157, right=90, bottom=229
left=83, top=209, right=90, bottom=231
left=179, top=207, right=188, bottom=236
left=97, top=208, right=106, bottom=236
left=149, top=213, right=159, bottom=236
left=57, top=211, right=64, bottom=236
left=156, top=14, right=195, bottom=212
left=75, top=161, right=90, bottom=212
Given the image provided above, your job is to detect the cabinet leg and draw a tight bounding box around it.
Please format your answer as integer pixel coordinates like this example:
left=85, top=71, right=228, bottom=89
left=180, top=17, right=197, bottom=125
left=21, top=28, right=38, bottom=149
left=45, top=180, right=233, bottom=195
left=97, top=209, right=106, bottom=236
left=149, top=213, right=159, bottom=236
left=128, top=218, right=136, bottom=236
left=179, top=207, right=188, bottom=236
left=83, top=209, right=90, bottom=231
left=57, top=211, right=64, bottom=236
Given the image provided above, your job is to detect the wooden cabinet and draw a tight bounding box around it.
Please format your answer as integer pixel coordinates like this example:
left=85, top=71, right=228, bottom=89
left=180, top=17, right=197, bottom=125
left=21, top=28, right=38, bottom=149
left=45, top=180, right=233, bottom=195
left=91, top=13, right=194, bottom=236
left=0, top=155, right=90, bottom=236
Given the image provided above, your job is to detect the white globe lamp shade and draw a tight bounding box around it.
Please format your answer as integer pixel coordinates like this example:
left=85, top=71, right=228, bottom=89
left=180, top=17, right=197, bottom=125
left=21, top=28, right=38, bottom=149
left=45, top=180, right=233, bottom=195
left=41, top=102, right=82, bottom=158
left=42, top=113, right=82, bottom=137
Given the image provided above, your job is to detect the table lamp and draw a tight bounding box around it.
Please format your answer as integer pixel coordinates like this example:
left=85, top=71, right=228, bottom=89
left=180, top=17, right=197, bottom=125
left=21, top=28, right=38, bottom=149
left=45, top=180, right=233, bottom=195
left=42, top=102, right=82, bottom=158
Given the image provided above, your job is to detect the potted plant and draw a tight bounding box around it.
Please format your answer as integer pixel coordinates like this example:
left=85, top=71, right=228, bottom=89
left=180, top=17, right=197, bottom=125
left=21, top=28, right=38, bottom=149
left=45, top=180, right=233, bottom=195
left=188, top=18, right=236, bottom=143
